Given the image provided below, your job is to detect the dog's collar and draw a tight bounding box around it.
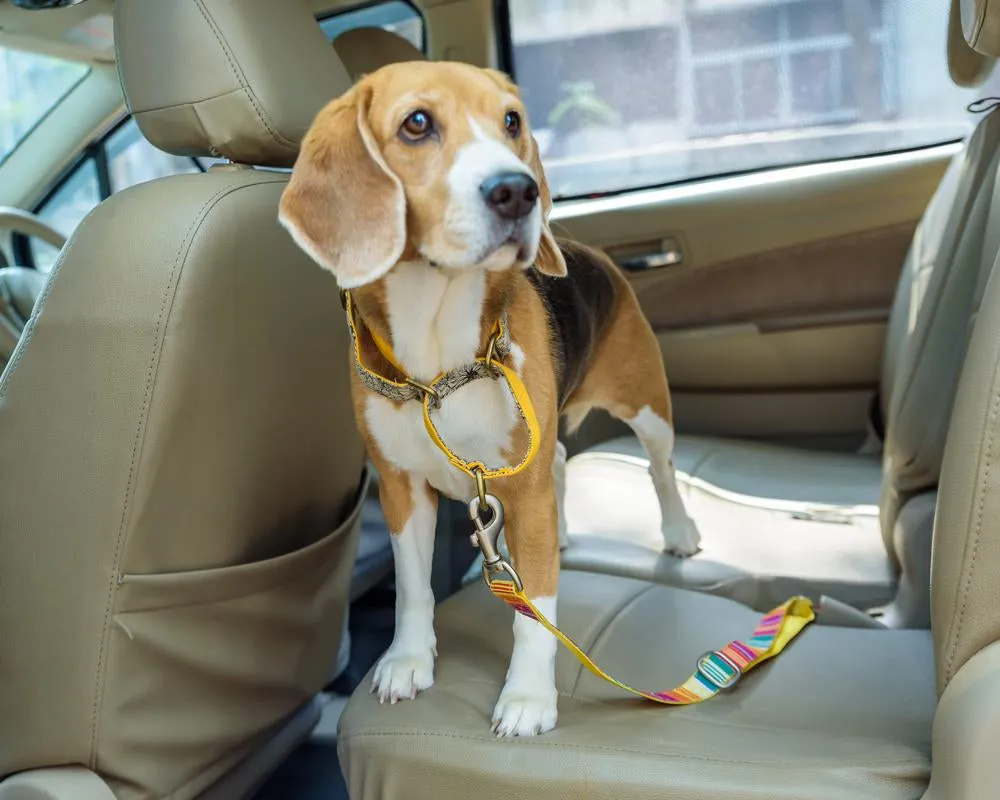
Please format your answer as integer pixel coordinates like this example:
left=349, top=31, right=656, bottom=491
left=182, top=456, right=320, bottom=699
left=341, top=289, right=513, bottom=407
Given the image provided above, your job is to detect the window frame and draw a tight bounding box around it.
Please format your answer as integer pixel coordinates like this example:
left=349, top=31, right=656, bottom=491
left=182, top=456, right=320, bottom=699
left=0, top=50, right=91, bottom=168
left=493, top=0, right=970, bottom=202
left=11, top=116, right=206, bottom=269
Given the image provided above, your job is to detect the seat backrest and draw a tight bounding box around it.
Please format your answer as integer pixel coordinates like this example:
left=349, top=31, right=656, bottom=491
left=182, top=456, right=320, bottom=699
left=0, top=1, right=366, bottom=797
left=878, top=0, right=1000, bottom=544
left=933, top=0, right=1000, bottom=695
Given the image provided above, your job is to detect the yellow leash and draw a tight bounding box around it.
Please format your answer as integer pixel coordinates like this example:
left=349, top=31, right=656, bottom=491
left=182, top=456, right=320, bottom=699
left=344, top=291, right=814, bottom=704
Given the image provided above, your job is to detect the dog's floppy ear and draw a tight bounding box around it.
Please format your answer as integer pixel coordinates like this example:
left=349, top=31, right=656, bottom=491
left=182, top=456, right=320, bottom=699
left=528, top=133, right=567, bottom=278
left=279, top=83, right=406, bottom=288
left=483, top=68, right=567, bottom=279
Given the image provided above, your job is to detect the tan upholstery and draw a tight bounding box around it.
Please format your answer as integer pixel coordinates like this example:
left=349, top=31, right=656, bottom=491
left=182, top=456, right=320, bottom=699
left=563, top=438, right=891, bottom=611
left=340, top=572, right=936, bottom=799
left=339, top=234, right=1000, bottom=798
left=117, top=0, right=352, bottom=168
left=332, top=26, right=424, bottom=82
left=961, top=0, right=1000, bottom=57
left=951, top=0, right=995, bottom=86
left=0, top=267, right=45, bottom=368
left=563, top=107, right=1000, bottom=619
left=0, top=1, right=367, bottom=799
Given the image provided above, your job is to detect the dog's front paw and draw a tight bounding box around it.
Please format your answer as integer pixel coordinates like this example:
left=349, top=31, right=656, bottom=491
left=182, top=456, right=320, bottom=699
left=492, top=685, right=558, bottom=737
left=662, top=516, right=701, bottom=558
left=371, top=645, right=435, bottom=704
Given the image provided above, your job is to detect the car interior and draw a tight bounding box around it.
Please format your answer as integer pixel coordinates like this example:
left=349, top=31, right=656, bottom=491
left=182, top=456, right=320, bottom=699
left=4, top=0, right=1000, bottom=797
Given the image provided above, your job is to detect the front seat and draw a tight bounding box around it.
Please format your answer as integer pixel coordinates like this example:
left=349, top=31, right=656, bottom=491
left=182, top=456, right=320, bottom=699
left=562, top=0, right=1000, bottom=623
left=337, top=102, right=1000, bottom=798
left=0, top=266, right=45, bottom=369
left=0, top=2, right=367, bottom=799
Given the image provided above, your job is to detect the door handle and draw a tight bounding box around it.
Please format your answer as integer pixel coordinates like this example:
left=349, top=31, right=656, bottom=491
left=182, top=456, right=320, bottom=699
left=617, top=237, right=684, bottom=271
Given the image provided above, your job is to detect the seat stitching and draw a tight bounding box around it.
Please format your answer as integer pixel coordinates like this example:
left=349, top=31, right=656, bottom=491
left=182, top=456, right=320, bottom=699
left=338, top=731, right=928, bottom=767
left=567, top=582, right=658, bottom=695
left=942, top=388, right=1000, bottom=685
left=191, top=0, right=297, bottom=151
left=87, top=179, right=273, bottom=766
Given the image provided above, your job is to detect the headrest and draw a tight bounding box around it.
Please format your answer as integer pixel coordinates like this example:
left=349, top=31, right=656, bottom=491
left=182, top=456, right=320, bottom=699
left=951, top=0, right=995, bottom=86
left=115, top=0, right=353, bottom=168
left=961, top=0, right=1000, bottom=57
left=332, top=27, right=426, bottom=82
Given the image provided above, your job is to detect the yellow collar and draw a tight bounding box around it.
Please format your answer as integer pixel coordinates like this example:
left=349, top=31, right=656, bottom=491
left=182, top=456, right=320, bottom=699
left=342, top=289, right=540, bottom=482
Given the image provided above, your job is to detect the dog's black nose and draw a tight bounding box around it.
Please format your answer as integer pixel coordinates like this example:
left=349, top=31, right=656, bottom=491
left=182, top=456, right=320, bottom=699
left=480, top=172, right=539, bottom=220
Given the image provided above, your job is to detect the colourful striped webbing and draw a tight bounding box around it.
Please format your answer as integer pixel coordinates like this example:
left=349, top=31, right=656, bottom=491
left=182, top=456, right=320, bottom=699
left=489, top=580, right=815, bottom=704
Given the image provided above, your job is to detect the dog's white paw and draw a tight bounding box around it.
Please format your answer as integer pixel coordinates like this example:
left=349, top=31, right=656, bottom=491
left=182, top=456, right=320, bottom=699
left=491, top=685, right=558, bottom=737
left=662, top=517, right=701, bottom=558
left=371, top=645, right=435, bottom=704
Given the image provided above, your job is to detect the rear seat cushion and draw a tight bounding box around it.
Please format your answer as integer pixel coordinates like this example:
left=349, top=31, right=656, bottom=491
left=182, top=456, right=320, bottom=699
left=593, top=434, right=883, bottom=510
left=339, top=571, right=934, bottom=800
left=562, top=435, right=893, bottom=610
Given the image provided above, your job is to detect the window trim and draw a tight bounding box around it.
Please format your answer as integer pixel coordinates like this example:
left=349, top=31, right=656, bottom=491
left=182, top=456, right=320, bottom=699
left=318, top=0, right=428, bottom=54
left=0, top=60, right=91, bottom=169
left=492, top=0, right=971, bottom=203
left=12, top=115, right=206, bottom=269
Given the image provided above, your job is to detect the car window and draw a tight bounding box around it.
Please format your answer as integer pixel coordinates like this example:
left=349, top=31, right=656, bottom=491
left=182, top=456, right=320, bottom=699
left=503, top=0, right=1000, bottom=200
left=319, top=0, right=424, bottom=51
left=31, top=159, right=102, bottom=273
left=106, top=119, right=200, bottom=193
left=29, top=120, right=202, bottom=272
left=0, top=46, right=89, bottom=165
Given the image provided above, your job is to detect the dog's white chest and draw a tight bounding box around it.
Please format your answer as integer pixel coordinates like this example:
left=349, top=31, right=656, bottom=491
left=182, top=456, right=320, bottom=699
left=365, top=378, right=520, bottom=499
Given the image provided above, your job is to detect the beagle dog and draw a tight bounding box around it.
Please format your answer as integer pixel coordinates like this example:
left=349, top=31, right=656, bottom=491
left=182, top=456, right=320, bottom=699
left=279, top=61, right=699, bottom=737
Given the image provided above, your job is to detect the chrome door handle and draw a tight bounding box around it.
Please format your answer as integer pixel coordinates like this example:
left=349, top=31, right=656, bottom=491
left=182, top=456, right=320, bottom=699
left=618, top=238, right=684, bottom=271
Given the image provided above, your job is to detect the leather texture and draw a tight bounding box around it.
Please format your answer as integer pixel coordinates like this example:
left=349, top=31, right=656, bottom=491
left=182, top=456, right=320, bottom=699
left=332, top=26, right=424, bottom=81
left=881, top=109, right=1000, bottom=542
left=0, top=166, right=368, bottom=799
left=563, top=438, right=891, bottom=612
left=950, top=0, right=995, bottom=86
left=116, top=0, right=352, bottom=167
left=962, top=0, right=1000, bottom=57
left=339, top=571, right=935, bottom=800
left=0, top=267, right=46, bottom=368
left=932, top=220, right=1000, bottom=694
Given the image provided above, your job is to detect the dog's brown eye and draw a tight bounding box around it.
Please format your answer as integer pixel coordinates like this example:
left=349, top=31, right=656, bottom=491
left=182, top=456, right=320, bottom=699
left=401, top=109, right=433, bottom=140
left=504, top=110, right=522, bottom=138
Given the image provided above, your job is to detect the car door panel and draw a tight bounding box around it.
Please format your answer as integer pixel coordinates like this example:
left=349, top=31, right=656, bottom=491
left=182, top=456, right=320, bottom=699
left=550, top=145, right=955, bottom=444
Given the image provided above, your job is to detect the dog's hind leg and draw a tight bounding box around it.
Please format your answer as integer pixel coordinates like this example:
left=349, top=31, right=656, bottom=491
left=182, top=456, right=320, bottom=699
left=564, top=281, right=700, bottom=557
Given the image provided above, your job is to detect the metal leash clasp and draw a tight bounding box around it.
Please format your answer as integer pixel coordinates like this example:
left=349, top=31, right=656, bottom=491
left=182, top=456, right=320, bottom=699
left=468, top=488, right=523, bottom=593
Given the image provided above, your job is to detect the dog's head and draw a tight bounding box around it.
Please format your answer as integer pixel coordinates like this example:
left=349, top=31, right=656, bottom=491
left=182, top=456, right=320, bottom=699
left=278, top=61, right=566, bottom=289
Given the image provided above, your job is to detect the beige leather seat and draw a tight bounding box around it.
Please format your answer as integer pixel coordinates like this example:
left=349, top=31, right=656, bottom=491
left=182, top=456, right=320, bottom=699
left=0, top=2, right=367, bottom=799
left=0, top=266, right=45, bottom=369
left=338, top=65, right=1000, bottom=793
left=563, top=0, right=1000, bottom=622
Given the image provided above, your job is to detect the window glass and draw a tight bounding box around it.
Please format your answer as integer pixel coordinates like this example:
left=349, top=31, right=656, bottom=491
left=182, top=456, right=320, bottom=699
left=31, top=158, right=102, bottom=273
left=0, top=46, right=89, bottom=163
left=319, top=0, right=424, bottom=51
left=505, top=0, right=1000, bottom=199
left=107, top=119, right=200, bottom=193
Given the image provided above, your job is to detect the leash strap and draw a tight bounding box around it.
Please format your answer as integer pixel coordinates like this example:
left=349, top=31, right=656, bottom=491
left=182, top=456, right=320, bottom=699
left=490, top=579, right=815, bottom=704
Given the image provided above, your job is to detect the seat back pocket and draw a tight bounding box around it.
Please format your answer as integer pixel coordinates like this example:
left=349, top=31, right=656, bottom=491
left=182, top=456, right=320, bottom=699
left=95, top=477, right=368, bottom=800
